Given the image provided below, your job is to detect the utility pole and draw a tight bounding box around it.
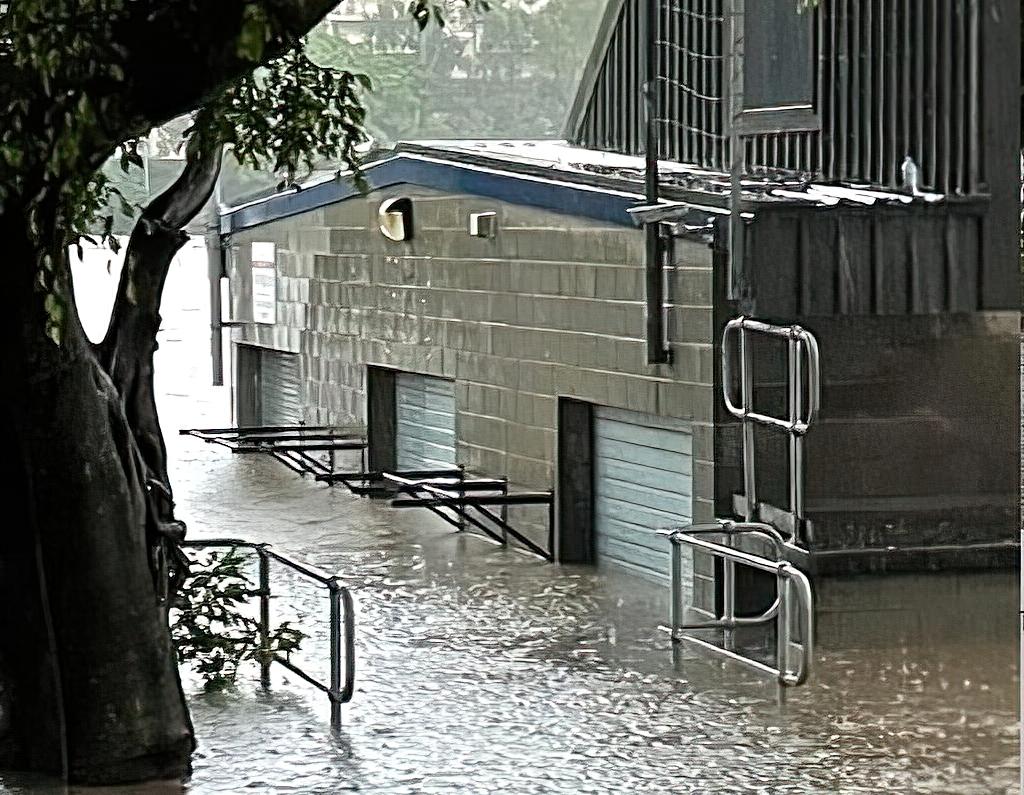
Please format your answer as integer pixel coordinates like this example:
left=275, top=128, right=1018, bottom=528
left=206, top=177, right=225, bottom=387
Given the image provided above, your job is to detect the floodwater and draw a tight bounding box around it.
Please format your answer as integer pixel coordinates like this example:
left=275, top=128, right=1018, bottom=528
left=1, top=241, right=1019, bottom=793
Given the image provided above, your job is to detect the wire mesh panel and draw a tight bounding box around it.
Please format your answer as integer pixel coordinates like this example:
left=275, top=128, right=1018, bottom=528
left=574, top=0, right=984, bottom=196
left=658, top=0, right=727, bottom=170
left=577, top=0, right=727, bottom=171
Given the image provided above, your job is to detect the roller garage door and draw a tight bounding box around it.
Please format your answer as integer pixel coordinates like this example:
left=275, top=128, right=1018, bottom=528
left=395, top=373, right=456, bottom=471
left=260, top=349, right=302, bottom=426
left=234, top=345, right=302, bottom=426
left=593, top=407, right=693, bottom=580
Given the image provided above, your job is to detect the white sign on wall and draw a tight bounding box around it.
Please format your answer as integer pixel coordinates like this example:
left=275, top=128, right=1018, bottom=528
left=250, top=242, right=277, bottom=324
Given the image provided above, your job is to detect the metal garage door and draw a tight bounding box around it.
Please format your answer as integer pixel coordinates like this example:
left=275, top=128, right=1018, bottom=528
left=593, top=406, right=693, bottom=580
left=259, top=349, right=302, bottom=426
left=395, top=373, right=456, bottom=471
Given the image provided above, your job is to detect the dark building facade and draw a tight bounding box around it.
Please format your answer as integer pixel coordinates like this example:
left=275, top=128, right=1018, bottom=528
left=215, top=1, right=1020, bottom=581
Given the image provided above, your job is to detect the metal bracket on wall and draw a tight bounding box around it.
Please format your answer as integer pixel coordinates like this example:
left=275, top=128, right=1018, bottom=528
left=384, top=471, right=555, bottom=562
left=315, top=467, right=555, bottom=562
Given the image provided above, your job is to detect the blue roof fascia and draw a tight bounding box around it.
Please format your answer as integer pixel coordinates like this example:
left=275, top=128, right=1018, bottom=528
left=220, top=153, right=643, bottom=235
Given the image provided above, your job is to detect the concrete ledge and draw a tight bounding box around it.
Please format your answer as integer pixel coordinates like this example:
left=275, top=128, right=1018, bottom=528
left=796, top=540, right=1019, bottom=576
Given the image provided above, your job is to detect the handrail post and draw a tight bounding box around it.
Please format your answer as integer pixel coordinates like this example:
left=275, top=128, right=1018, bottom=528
left=776, top=570, right=790, bottom=682
left=669, top=534, right=683, bottom=638
left=740, top=321, right=756, bottom=521
left=342, top=588, right=356, bottom=703
left=258, top=545, right=272, bottom=689
left=788, top=333, right=803, bottom=544
left=457, top=465, right=466, bottom=531
left=500, top=478, right=509, bottom=545
left=546, top=492, right=555, bottom=562
left=329, top=580, right=342, bottom=731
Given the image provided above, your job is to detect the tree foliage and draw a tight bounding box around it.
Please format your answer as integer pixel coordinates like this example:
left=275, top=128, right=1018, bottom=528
left=171, top=548, right=303, bottom=692
left=305, top=0, right=605, bottom=144
left=0, top=0, right=482, bottom=347
left=186, top=47, right=370, bottom=185
left=0, top=1, right=481, bottom=782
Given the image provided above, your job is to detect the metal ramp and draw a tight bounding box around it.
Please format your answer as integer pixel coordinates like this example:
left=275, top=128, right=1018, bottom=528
left=181, top=426, right=553, bottom=561
left=179, top=425, right=367, bottom=479
left=664, top=317, right=820, bottom=687
left=319, top=466, right=555, bottom=561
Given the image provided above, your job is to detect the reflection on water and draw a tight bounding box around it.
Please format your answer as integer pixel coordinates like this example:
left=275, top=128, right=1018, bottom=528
left=1, top=243, right=1017, bottom=794
left=174, top=447, right=1019, bottom=794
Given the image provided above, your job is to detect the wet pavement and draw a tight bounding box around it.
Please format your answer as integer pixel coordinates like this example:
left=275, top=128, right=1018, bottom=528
left=1, top=242, right=1019, bottom=793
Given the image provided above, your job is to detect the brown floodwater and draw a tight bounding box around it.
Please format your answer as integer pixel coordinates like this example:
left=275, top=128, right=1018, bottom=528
left=0, top=242, right=1016, bottom=794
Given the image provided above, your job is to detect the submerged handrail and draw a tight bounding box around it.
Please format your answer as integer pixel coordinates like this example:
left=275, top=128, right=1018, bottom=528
left=181, top=538, right=356, bottom=728
left=662, top=524, right=814, bottom=687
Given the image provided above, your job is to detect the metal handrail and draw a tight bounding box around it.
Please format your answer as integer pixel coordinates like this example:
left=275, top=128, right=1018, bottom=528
left=720, top=316, right=822, bottom=542
left=181, top=538, right=356, bottom=729
left=663, top=525, right=814, bottom=687
left=721, top=317, right=821, bottom=433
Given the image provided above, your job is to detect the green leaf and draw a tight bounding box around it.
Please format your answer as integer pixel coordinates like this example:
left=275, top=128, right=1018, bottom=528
left=44, top=291, right=65, bottom=346
left=236, top=5, right=270, bottom=62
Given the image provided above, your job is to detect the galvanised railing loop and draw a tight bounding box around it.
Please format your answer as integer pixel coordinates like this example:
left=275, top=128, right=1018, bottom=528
left=721, top=317, right=822, bottom=544
left=660, top=522, right=814, bottom=688
left=721, top=317, right=821, bottom=436
left=181, top=538, right=355, bottom=730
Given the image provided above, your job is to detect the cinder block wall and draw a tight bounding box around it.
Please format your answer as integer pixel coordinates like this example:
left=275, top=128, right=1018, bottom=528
left=228, top=186, right=718, bottom=520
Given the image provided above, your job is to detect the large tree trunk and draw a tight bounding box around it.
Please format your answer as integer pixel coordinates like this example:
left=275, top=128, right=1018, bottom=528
left=0, top=0, right=344, bottom=783
left=97, top=146, right=223, bottom=584
left=0, top=213, right=194, bottom=783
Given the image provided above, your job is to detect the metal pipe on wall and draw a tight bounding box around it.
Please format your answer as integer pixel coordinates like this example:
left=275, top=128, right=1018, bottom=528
left=725, top=0, right=744, bottom=301
left=206, top=202, right=225, bottom=387
left=643, top=0, right=670, bottom=364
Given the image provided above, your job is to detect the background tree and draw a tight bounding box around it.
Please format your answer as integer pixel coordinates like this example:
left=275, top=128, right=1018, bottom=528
left=305, top=0, right=605, bottom=143
left=0, top=0, right=480, bottom=785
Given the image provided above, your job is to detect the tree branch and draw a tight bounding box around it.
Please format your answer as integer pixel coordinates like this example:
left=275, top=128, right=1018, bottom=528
left=97, top=144, right=222, bottom=493
left=115, top=0, right=341, bottom=139
left=103, top=144, right=223, bottom=348
left=145, top=144, right=225, bottom=235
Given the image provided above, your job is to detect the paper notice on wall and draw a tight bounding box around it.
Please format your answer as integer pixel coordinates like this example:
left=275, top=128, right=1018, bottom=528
left=251, top=242, right=276, bottom=324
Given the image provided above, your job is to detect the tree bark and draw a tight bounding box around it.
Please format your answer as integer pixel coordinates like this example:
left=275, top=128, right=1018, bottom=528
left=0, top=215, right=193, bottom=784
left=97, top=146, right=223, bottom=525
left=0, top=1, right=341, bottom=783
left=95, top=146, right=224, bottom=608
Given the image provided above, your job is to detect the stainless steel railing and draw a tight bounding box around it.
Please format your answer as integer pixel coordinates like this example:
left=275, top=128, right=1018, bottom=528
left=181, top=539, right=356, bottom=729
left=721, top=317, right=821, bottom=542
left=661, top=521, right=814, bottom=687
left=659, top=317, right=820, bottom=688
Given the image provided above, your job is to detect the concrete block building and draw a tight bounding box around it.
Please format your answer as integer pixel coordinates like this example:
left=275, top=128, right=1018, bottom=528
left=214, top=0, right=1020, bottom=582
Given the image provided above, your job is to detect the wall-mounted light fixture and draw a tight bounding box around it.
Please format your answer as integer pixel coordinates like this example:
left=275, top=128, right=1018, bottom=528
left=468, top=211, right=497, bottom=238
left=379, top=197, right=413, bottom=241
